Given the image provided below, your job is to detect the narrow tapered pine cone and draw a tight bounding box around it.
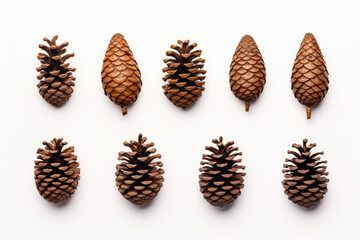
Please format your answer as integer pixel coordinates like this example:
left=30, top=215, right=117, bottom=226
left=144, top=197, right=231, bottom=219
left=282, top=139, right=329, bottom=208
left=229, top=35, right=266, bottom=111
left=162, top=40, right=206, bottom=109
left=199, top=137, right=245, bottom=208
left=102, top=33, right=142, bottom=115
left=34, top=138, right=80, bottom=204
left=115, top=134, right=164, bottom=205
left=36, top=35, right=76, bottom=107
left=291, top=33, right=329, bottom=119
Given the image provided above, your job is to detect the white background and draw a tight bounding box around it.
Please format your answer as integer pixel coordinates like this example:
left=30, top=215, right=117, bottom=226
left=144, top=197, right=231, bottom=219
left=0, top=0, right=359, bottom=239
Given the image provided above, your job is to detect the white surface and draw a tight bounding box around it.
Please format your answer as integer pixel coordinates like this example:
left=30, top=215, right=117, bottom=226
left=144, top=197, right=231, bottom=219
left=0, top=0, right=359, bottom=239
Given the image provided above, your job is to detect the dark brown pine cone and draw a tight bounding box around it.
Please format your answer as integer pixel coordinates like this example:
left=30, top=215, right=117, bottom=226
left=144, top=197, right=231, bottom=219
left=34, top=138, right=80, bottom=204
left=162, top=40, right=206, bottom=109
left=102, top=33, right=142, bottom=115
left=115, top=134, right=164, bottom=205
left=36, top=35, right=76, bottom=107
left=199, top=137, right=245, bottom=208
left=282, top=139, right=329, bottom=208
left=291, top=33, right=329, bottom=119
left=229, top=35, right=266, bottom=111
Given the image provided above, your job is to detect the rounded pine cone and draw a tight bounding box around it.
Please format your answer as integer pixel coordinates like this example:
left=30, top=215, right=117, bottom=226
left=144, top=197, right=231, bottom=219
left=291, top=33, right=329, bottom=119
left=36, top=35, right=76, bottom=107
left=102, top=33, right=142, bottom=115
left=229, top=35, right=266, bottom=111
left=34, top=138, right=80, bottom=204
left=115, top=134, right=164, bottom=205
left=282, top=139, right=329, bottom=208
left=162, top=40, right=206, bottom=109
left=199, top=137, right=245, bottom=208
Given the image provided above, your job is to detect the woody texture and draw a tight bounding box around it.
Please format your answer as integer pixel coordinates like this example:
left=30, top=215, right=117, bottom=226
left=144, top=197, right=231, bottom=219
left=102, top=33, right=142, bottom=115
left=34, top=138, right=80, bottom=204
left=282, top=139, right=329, bottom=208
left=291, top=33, right=329, bottom=119
left=115, top=134, right=164, bottom=205
left=199, top=137, right=245, bottom=208
left=36, top=35, right=76, bottom=107
left=229, top=35, right=266, bottom=111
left=162, top=40, right=206, bottom=109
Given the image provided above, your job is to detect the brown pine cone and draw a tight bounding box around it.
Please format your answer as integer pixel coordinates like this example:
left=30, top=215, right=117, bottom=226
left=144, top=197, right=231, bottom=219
left=282, top=139, right=329, bottom=208
left=36, top=35, right=76, bottom=107
left=199, top=137, right=245, bottom=208
left=291, top=33, right=329, bottom=119
left=102, top=33, right=142, bottom=115
left=34, top=138, right=80, bottom=204
left=162, top=40, right=206, bottom=109
left=115, top=134, right=164, bottom=205
left=229, top=35, right=266, bottom=111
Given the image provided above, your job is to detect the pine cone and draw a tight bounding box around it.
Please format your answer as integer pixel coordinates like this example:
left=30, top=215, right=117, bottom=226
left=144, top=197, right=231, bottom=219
left=282, top=139, right=329, bottom=208
left=291, top=33, right=329, bottom=119
left=229, top=35, right=266, bottom=111
left=34, top=138, right=80, bottom=204
left=101, top=33, right=142, bottom=116
left=199, top=137, right=245, bottom=208
left=162, top=40, right=206, bottom=109
left=36, top=35, right=76, bottom=107
left=115, top=134, right=164, bottom=205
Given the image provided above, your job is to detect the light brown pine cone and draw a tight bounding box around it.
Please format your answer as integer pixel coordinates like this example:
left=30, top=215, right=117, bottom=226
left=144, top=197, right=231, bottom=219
left=115, top=134, right=164, bottom=205
left=199, top=136, right=245, bottom=208
left=229, top=35, right=266, bottom=111
left=162, top=40, right=206, bottom=109
left=291, top=33, right=329, bottom=119
left=102, top=33, right=142, bottom=115
left=282, top=139, right=329, bottom=208
left=34, top=138, right=80, bottom=204
left=36, top=35, right=76, bottom=107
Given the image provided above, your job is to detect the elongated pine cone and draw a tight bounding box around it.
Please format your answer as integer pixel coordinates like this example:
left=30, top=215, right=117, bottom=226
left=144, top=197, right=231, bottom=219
left=199, top=137, right=245, bottom=208
left=34, top=138, right=80, bottom=204
left=115, top=134, right=164, bottom=205
left=162, top=40, right=206, bottom=109
left=36, top=35, right=76, bottom=107
left=102, top=33, right=142, bottom=115
left=282, top=139, right=329, bottom=208
left=291, top=33, right=329, bottom=119
left=229, top=35, right=266, bottom=111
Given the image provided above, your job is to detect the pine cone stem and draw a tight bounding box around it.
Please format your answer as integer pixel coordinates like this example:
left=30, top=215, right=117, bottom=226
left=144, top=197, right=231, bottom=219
left=306, top=106, right=312, bottom=119
left=121, top=105, right=128, bottom=116
left=245, top=101, right=250, bottom=112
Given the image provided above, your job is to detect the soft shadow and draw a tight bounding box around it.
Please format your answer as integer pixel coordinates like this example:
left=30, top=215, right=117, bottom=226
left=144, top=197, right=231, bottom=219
left=52, top=198, right=72, bottom=208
